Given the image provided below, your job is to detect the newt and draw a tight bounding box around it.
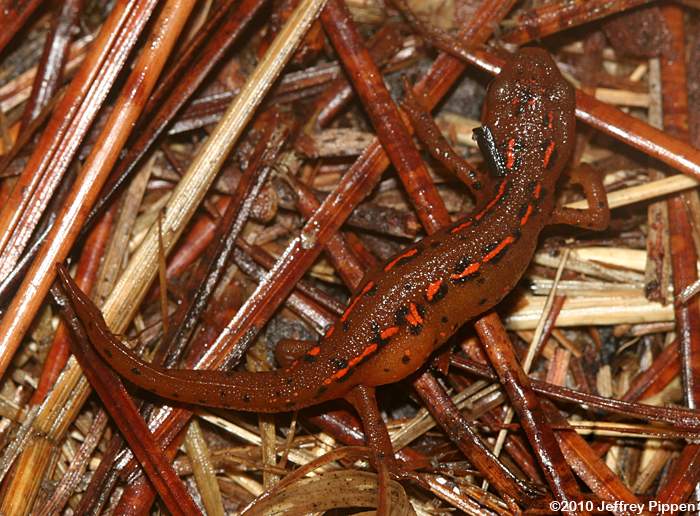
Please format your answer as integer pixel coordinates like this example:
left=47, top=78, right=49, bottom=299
left=56, top=47, right=607, bottom=478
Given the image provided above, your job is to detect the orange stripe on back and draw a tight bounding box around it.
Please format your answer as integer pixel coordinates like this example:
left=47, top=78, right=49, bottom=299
left=506, top=139, right=516, bottom=169
left=520, top=204, right=534, bottom=226
left=543, top=141, right=556, bottom=168
left=483, top=236, right=515, bottom=263
left=476, top=180, right=508, bottom=221
left=450, top=262, right=480, bottom=280
left=384, top=248, right=418, bottom=272
left=360, top=281, right=375, bottom=295
left=340, top=295, right=362, bottom=322
left=426, top=280, right=443, bottom=301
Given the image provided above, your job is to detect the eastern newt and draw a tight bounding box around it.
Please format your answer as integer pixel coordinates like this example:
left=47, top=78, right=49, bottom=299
left=58, top=48, right=589, bottom=414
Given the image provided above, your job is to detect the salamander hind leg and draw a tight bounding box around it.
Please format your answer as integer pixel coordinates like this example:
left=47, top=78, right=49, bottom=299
left=550, top=164, right=610, bottom=231
left=345, top=385, right=403, bottom=515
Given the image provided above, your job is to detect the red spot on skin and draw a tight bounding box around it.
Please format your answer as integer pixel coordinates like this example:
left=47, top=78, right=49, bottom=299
left=450, top=262, right=480, bottom=281
left=384, top=248, right=418, bottom=272
left=360, top=281, right=375, bottom=295
left=483, top=236, right=515, bottom=263
left=533, top=182, right=542, bottom=199
left=476, top=180, right=508, bottom=221
left=543, top=141, right=556, bottom=167
left=506, top=139, right=516, bottom=170
left=323, top=378, right=332, bottom=385
left=520, top=204, right=534, bottom=226
left=426, top=280, right=443, bottom=301
left=308, top=346, right=321, bottom=356
left=405, top=302, right=423, bottom=326
left=547, top=112, right=554, bottom=129
left=325, top=326, right=335, bottom=339
left=380, top=326, right=400, bottom=340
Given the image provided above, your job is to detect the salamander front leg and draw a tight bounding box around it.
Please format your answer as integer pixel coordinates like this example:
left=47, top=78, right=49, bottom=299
left=345, top=384, right=400, bottom=515
left=550, top=164, right=610, bottom=231
left=402, top=80, right=487, bottom=203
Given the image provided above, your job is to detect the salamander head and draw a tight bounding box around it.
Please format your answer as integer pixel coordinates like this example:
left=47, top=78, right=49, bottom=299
left=482, top=48, right=576, bottom=184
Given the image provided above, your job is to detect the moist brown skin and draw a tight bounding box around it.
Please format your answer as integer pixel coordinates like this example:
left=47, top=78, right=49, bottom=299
left=58, top=48, right=575, bottom=413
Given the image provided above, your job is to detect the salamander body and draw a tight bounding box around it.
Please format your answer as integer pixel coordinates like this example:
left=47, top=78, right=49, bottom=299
left=59, top=48, right=575, bottom=413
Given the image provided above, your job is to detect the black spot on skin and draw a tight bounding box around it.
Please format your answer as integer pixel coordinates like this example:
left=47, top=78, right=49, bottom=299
left=403, top=282, right=413, bottom=291
left=286, top=401, right=295, bottom=408
left=130, top=367, right=141, bottom=376
left=452, top=257, right=479, bottom=284
left=539, top=187, right=547, bottom=199
left=383, top=368, right=390, bottom=373
left=395, top=306, right=409, bottom=326
left=342, top=321, right=350, bottom=332
left=409, top=324, right=423, bottom=336
left=275, top=391, right=282, bottom=398
left=430, top=241, right=441, bottom=249
left=473, top=181, right=482, bottom=191
left=198, top=399, right=207, bottom=404
left=441, top=316, right=449, bottom=323
left=402, top=355, right=411, bottom=364
left=598, top=201, right=606, bottom=208
left=454, top=256, right=472, bottom=274
left=477, top=277, right=485, bottom=285
left=518, top=203, right=530, bottom=218
left=104, top=348, right=113, bottom=358
left=243, top=394, right=251, bottom=403
left=494, top=182, right=511, bottom=207
left=426, top=282, right=448, bottom=303
left=219, top=389, right=226, bottom=399
left=479, top=298, right=488, bottom=305
left=332, top=357, right=348, bottom=370
left=303, top=354, right=317, bottom=363
left=512, top=227, right=522, bottom=240
left=370, top=321, right=388, bottom=346
left=315, top=386, right=328, bottom=397
left=286, top=378, right=294, bottom=385
left=171, top=392, right=180, bottom=399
